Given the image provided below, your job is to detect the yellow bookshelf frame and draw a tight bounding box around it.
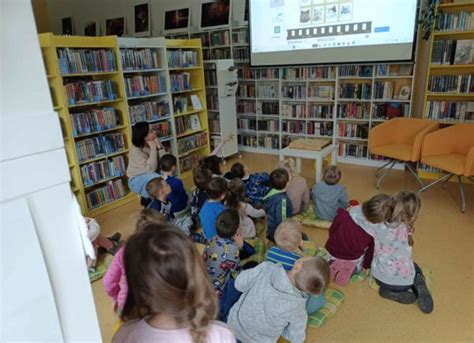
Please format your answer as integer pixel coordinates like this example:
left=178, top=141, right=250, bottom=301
left=166, top=39, right=211, bottom=180
left=39, top=33, right=137, bottom=216
left=418, top=2, right=474, bottom=180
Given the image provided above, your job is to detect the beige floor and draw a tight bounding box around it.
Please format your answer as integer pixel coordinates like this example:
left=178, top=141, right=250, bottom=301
left=92, top=152, right=474, bottom=342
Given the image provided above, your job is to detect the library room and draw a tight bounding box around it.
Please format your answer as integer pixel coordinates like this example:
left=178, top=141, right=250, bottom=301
left=2, top=0, right=474, bottom=342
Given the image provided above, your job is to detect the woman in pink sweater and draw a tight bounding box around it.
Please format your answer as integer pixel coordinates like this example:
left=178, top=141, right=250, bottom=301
left=103, top=209, right=165, bottom=313
left=277, top=158, right=310, bottom=214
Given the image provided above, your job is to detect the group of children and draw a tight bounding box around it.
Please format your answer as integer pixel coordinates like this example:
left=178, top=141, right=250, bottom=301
left=104, top=144, right=434, bottom=342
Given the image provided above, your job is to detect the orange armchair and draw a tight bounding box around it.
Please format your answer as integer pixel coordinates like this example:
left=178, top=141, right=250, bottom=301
left=419, top=124, right=474, bottom=212
left=369, top=118, right=439, bottom=189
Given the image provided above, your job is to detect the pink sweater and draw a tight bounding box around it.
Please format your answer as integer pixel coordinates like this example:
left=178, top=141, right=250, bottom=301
left=286, top=176, right=310, bottom=214
left=103, top=246, right=128, bottom=312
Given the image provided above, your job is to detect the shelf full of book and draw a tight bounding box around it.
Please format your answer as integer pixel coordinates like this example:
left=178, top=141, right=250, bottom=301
left=39, top=33, right=137, bottom=216
left=236, top=63, right=415, bottom=166
left=117, top=37, right=177, bottom=159
left=419, top=1, right=474, bottom=178
left=165, top=39, right=211, bottom=178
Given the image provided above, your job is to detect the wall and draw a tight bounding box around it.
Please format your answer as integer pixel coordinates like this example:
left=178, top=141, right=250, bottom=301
left=41, top=0, right=247, bottom=36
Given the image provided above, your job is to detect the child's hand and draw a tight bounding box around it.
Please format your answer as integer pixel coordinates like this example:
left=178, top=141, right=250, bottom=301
left=233, top=229, right=244, bottom=249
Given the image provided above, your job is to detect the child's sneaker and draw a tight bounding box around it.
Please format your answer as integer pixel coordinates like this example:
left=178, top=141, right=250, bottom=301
left=413, top=273, right=434, bottom=314
left=379, top=288, right=417, bottom=304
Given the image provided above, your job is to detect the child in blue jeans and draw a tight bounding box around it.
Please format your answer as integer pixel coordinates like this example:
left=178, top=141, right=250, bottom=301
left=266, top=219, right=327, bottom=314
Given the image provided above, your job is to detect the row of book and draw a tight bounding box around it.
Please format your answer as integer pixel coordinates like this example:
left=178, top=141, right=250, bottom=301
left=204, top=70, right=217, bottom=86
left=308, top=85, right=334, bottom=99
left=173, top=96, right=189, bottom=113
left=282, top=66, right=335, bottom=80
left=210, top=31, right=230, bottom=46
left=258, top=136, right=279, bottom=149
left=238, top=134, right=258, bottom=148
left=435, top=10, right=474, bottom=32
left=212, top=48, right=232, bottom=59
left=177, top=132, right=208, bottom=155
left=125, top=75, right=167, bottom=97
left=339, top=83, right=372, bottom=100
left=337, top=103, right=370, bottom=119
left=258, top=120, right=279, bottom=131
left=86, top=179, right=127, bottom=210
left=338, top=123, right=369, bottom=139
left=233, top=47, right=250, bottom=61
left=206, top=94, right=219, bottom=110
left=373, top=103, right=409, bottom=120
left=80, top=156, right=126, bottom=187
left=175, top=115, right=195, bottom=135
left=193, top=32, right=210, bottom=47
left=170, top=73, right=191, bottom=92
left=307, top=122, right=333, bottom=136
left=179, top=154, right=201, bottom=173
left=373, top=81, right=396, bottom=100
left=259, top=102, right=279, bottom=115
left=281, top=121, right=304, bottom=135
left=58, top=48, right=116, bottom=75
left=232, top=30, right=248, bottom=44
left=282, top=104, right=306, bottom=118
left=306, top=104, right=332, bottom=119
left=237, top=84, right=256, bottom=98
left=338, top=65, right=373, bottom=78
left=167, top=50, right=198, bottom=68
left=431, top=40, right=473, bottom=65
left=428, top=74, right=473, bottom=93
left=238, top=118, right=256, bottom=131
left=338, top=142, right=368, bottom=158
left=257, top=84, right=278, bottom=98
left=282, top=85, right=307, bottom=99
left=209, top=117, right=221, bottom=133
left=239, top=66, right=255, bottom=79
left=75, top=133, right=125, bottom=163
left=121, top=48, right=160, bottom=70
left=65, top=80, right=117, bottom=105
left=202, top=50, right=212, bottom=60
left=418, top=163, right=442, bottom=174
left=255, top=68, right=280, bottom=79
left=129, top=100, right=169, bottom=125
left=71, top=107, right=120, bottom=137
left=237, top=100, right=256, bottom=114
left=151, top=121, right=171, bottom=138
left=425, top=101, right=473, bottom=122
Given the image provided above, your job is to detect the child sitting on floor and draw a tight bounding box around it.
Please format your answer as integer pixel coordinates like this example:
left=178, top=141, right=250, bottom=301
left=190, top=165, right=212, bottom=226
left=223, top=162, right=250, bottom=182
left=350, top=191, right=433, bottom=314
left=104, top=209, right=165, bottom=314
left=199, top=177, right=228, bottom=240
left=146, top=177, right=192, bottom=235
left=266, top=219, right=327, bottom=315
left=113, top=224, right=234, bottom=342
left=159, top=154, right=188, bottom=216
left=277, top=158, right=310, bottom=214
left=203, top=209, right=244, bottom=321
left=226, top=178, right=265, bottom=238
left=312, top=166, right=349, bottom=221
left=263, top=168, right=293, bottom=242
left=228, top=256, right=330, bottom=343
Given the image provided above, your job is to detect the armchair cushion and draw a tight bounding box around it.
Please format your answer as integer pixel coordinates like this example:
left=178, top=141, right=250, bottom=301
left=421, top=154, right=466, bottom=176
left=370, top=144, right=412, bottom=162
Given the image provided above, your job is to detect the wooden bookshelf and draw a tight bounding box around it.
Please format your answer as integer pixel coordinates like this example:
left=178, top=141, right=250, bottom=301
left=39, top=33, right=137, bottom=216
left=117, top=37, right=177, bottom=160
left=418, top=1, right=474, bottom=179
left=165, top=39, right=211, bottom=179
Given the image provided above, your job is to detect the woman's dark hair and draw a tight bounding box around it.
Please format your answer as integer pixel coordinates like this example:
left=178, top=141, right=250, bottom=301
left=216, top=209, right=240, bottom=239
left=230, top=162, right=245, bottom=179
left=132, top=122, right=150, bottom=148
left=226, top=178, right=246, bottom=211
left=193, top=166, right=212, bottom=190
left=122, top=225, right=217, bottom=343
left=200, top=155, right=222, bottom=175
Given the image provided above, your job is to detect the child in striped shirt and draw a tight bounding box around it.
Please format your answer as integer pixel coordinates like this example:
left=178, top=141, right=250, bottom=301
left=266, top=219, right=327, bottom=314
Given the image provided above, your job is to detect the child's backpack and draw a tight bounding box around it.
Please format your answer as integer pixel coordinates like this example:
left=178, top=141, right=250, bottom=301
left=246, top=172, right=270, bottom=207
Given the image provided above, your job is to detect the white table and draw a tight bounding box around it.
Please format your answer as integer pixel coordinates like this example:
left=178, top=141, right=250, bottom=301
left=279, top=144, right=337, bottom=183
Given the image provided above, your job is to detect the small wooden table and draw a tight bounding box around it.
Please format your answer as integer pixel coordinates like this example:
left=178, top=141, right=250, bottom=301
left=279, top=143, right=337, bottom=183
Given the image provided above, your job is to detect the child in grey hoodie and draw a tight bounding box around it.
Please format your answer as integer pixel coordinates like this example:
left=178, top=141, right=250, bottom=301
left=228, top=257, right=330, bottom=343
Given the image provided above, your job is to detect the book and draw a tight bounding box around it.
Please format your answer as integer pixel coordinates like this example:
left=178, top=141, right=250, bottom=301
left=398, top=86, right=411, bottom=100
left=190, top=94, right=202, bottom=110
left=454, top=40, right=474, bottom=65
left=190, top=114, right=201, bottom=130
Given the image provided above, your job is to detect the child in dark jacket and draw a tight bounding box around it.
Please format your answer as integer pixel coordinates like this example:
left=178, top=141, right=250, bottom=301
left=263, top=168, right=293, bottom=242
left=190, top=165, right=212, bottom=224
left=159, top=154, right=188, bottom=215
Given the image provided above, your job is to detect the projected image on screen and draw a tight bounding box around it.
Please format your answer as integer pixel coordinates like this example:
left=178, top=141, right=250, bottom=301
left=250, top=0, right=418, bottom=66
left=200, top=0, right=231, bottom=29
